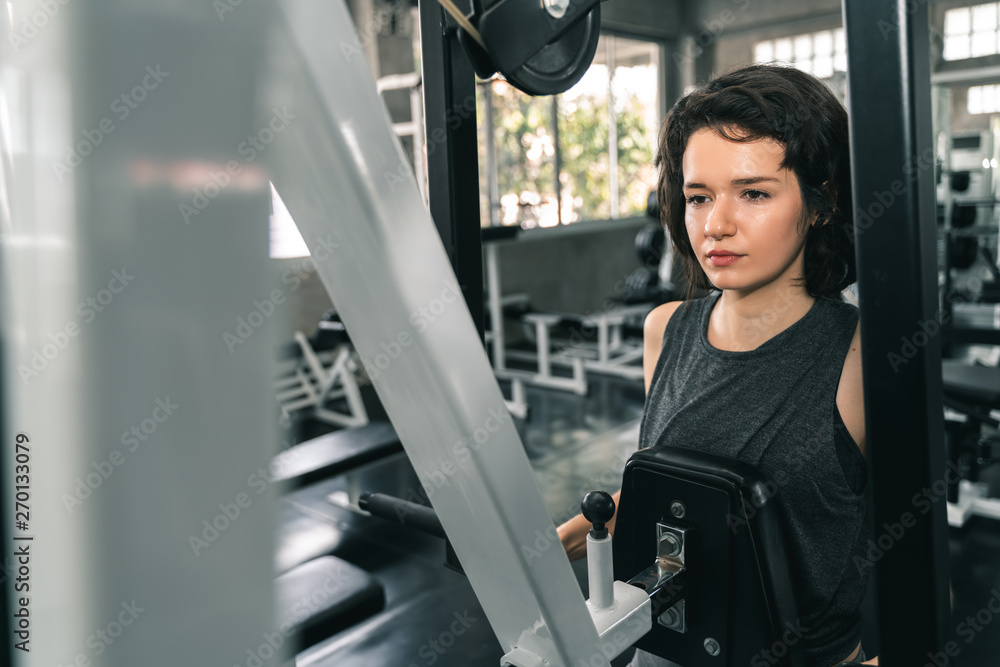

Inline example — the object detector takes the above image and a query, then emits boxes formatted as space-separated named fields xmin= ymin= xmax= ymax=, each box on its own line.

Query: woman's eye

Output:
xmin=685 ymin=195 xmax=707 ymax=205
xmin=744 ymin=190 xmax=770 ymax=201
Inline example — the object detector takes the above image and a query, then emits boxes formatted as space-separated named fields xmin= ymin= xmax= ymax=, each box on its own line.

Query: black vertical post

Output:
xmin=418 ymin=0 xmax=485 ymax=341
xmin=842 ymin=1 xmax=951 ymax=664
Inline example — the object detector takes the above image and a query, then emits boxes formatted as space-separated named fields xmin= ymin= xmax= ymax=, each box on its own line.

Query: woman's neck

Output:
xmin=707 ymin=284 xmax=816 ymax=352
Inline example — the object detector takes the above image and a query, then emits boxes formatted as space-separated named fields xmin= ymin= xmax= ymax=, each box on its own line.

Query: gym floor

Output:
xmin=281 ymin=375 xmax=1000 ymax=667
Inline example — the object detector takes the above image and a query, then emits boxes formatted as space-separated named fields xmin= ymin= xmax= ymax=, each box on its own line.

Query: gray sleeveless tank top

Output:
xmin=636 ymin=292 xmax=870 ymax=667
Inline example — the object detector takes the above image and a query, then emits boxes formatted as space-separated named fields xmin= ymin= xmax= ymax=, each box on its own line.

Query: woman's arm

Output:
xmin=556 ymin=301 xmax=682 ymax=561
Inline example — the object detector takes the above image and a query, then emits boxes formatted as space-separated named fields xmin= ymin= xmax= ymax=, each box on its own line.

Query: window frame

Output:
xmin=478 ymin=29 xmax=667 ymax=229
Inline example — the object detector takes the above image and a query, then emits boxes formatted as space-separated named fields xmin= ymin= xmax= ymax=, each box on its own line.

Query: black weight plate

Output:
xmin=503 ymin=5 xmax=601 ymax=96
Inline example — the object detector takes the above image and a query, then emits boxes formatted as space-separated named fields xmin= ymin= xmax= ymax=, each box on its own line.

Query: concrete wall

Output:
xmin=496 ymin=218 xmax=651 ymax=315
xmin=711 ymin=7 xmax=842 ymax=76
xmin=268 ymin=260 xmax=335 ymax=342
xmin=601 ymin=0 xmax=684 ymax=40
xmin=270 ymin=217 xmax=651 ymax=344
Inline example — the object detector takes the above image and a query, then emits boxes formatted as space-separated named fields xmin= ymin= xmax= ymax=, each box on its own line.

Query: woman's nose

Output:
xmin=705 ymin=196 xmax=736 ymax=239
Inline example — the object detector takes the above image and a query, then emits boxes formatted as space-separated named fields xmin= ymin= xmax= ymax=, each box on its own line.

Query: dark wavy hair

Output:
xmin=655 ymin=64 xmax=855 ymax=299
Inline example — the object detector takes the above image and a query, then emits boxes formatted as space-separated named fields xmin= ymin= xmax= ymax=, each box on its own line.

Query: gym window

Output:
xmin=943 ymin=3 xmax=1000 ymax=61
xmin=967 ymin=83 xmax=1000 ymax=114
xmin=478 ymin=33 xmax=661 ymax=228
xmin=753 ymin=28 xmax=847 ymax=80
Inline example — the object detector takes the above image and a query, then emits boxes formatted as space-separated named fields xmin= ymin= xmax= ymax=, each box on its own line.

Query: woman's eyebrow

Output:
xmin=731 ymin=176 xmax=782 ymax=186
xmin=683 ymin=175 xmax=782 ymax=189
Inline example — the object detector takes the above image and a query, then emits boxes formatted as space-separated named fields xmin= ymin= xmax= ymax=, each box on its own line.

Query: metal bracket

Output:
xmin=627 ymin=523 xmax=689 ymax=633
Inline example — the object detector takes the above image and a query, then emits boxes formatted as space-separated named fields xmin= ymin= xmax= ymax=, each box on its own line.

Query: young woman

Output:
xmin=557 ymin=64 xmax=876 ymax=666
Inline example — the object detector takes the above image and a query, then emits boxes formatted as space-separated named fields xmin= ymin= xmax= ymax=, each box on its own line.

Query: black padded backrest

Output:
xmin=613 ymin=446 xmax=807 ymax=667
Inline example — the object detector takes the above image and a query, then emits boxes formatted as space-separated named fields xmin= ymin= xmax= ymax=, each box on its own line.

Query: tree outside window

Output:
xmin=479 ymin=34 xmax=661 ymax=228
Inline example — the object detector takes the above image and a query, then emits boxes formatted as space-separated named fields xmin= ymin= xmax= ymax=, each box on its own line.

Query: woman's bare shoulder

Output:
xmin=643 ymin=301 xmax=685 ymax=343
xmin=643 ymin=301 xmax=685 ymax=393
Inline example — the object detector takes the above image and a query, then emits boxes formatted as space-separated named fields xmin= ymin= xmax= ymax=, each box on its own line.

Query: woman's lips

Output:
xmin=707 ymin=253 xmax=742 ymax=266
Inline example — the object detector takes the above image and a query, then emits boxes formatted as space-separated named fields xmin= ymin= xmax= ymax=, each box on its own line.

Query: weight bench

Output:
xmin=273 ymin=315 xmax=369 ymax=429
xmin=941 ymin=360 xmax=1000 ymax=526
xmin=505 ymin=305 xmax=651 ymax=391
xmin=274 ymin=421 xmax=403 ymax=509
xmin=275 ymin=505 xmax=387 ymax=651
xmin=612 ymin=446 xmax=807 ymax=666
xmin=276 ymin=555 xmax=385 ymax=651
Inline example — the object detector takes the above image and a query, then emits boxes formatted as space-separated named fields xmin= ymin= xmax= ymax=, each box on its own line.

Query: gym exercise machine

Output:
xmin=270 ymin=0 xmax=949 ymax=664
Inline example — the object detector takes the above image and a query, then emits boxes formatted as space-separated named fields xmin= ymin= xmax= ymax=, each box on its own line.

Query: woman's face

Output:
xmin=681 ymin=127 xmax=811 ymax=295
